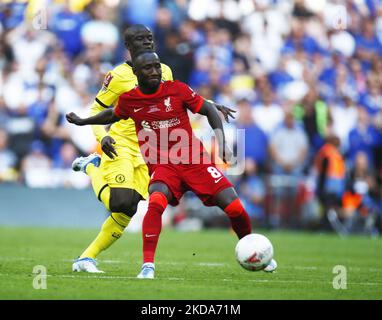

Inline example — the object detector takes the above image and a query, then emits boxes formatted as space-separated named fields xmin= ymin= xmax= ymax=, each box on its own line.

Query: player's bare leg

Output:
xmin=215 ymin=187 xmax=277 ymax=272
xmin=137 ymin=182 xmax=173 ymax=279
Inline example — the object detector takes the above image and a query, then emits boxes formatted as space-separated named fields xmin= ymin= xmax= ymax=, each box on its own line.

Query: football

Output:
xmin=235 ymin=233 xmax=274 ymax=271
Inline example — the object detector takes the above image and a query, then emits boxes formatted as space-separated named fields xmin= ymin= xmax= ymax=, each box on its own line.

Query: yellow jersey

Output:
xmin=91 ymin=62 xmax=173 ymax=157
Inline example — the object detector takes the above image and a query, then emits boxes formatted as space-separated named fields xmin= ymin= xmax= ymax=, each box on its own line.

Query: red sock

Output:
xmin=142 ymin=192 xmax=168 ymax=263
xmin=224 ymin=198 xmax=252 ymax=239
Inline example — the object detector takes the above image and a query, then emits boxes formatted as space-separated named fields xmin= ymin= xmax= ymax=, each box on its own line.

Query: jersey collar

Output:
xmin=136 ymin=82 xmax=164 ymax=98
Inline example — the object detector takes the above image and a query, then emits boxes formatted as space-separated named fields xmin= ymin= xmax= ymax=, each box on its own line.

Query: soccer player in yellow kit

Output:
xmin=71 ymin=25 xmax=235 ymax=273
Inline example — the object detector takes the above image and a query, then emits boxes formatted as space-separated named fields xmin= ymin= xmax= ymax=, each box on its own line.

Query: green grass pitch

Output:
xmin=0 ymin=226 xmax=381 ymax=300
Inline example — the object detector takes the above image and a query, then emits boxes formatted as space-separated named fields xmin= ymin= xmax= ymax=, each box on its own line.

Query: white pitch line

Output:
xmin=197 ymin=262 xmax=227 ymax=267
xmin=65 ymin=274 xmax=184 ymax=281
xmin=246 ymin=279 xmax=382 ymax=287
xmin=158 ymin=262 xmax=185 ymax=265
xmin=293 ymin=266 xmax=318 ymax=270
xmin=365 ymin=268 xmax=382 ymax=272
xmin=155 ymin=262 xmax=228 ymax=267
xmin=2 ymin=256 xmax=382 ymax=274
xmin=0 ymin=273 xmax=380 ymax=287
xmin=63 ymin=261 xmax=227 ymax=267
xmin=62 ymin=259 xmax=123 ymax=264
xmin=0 ymin=257 xmax=36 ymax=261
xmin=63 ymin=260 xmax=227 ymax=267
xmin=102 ymin=260 xmax=124 ymax=264
xmin=54 ymin=274 xmax=186 ymax=281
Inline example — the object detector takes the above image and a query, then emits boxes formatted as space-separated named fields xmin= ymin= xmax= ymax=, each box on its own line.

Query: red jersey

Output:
xmin=114 ymin=80 xmax=210 ymax=168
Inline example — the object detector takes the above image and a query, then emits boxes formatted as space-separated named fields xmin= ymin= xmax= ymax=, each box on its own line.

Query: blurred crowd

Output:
xmin=1 ymin=0 xmax=382 ymax=234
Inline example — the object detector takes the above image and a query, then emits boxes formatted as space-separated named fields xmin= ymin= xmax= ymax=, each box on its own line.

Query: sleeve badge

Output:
xmin=102 ymin=73 xmax=114 ymax=89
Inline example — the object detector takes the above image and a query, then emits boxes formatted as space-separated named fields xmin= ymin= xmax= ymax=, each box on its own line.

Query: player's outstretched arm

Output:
xmin=90 ymin=101 xmax=121 ymax=159
xmin=66 ymin=108 xmax=121 ymax=126
xmin=90 ymin=102 xmax=112 ymax=141
xmin=198 ymin=100 xmax=233 ymax=163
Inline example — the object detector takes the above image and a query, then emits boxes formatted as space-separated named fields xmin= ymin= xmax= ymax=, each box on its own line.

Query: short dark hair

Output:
xmin=132 ymin=49 xmax=156 ymax=65
xmin=123 ymin=24 xmax=152 ymax=44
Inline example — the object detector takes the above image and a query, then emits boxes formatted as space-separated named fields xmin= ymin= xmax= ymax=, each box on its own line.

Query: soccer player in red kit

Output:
xmin=66 ymin=51 xmax=277 ymax=278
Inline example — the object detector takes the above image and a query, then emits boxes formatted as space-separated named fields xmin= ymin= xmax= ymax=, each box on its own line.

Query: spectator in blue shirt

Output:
xmin=121 ymin=0 xmax=159 ymax=30
xmin=234 ymin=98 xmax=268 ymax=170
xmin=354 ymin=18 xmax=382 ymax=71
xmin=235 ymin=158 xmax=266 ymax=222
xmin=282 ymin=19 xmax=324 ymax=56
xmin=348 ymin=108 xmax=380 ymax=167
xmin=0 ymin=2 xmax=27 ymax=30
xmin=318 ymin=51 xmax=347 ymax=102
xmin=50 ymin=3 xmax=89 ymax=58
xmin=358 ymin=78 xmax=382 ymax=116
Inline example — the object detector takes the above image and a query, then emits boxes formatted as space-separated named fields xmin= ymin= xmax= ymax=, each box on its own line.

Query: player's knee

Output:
xmin=149 ymin=182 xmax=172 ymax=203
xmin=124 ymin=203 xmax=138 ymax=217
xmin=110 ymin=199 xmax=138 ymax=217
xmin=109 ymin=188 xmax=140 ymax=217
xmin=148 ymin=191 xmax=168 ymax=210
xmin=224 ymin=198 xmax=245 ymax=218
xmin=215 ymin=187 xmax=239 ymax=210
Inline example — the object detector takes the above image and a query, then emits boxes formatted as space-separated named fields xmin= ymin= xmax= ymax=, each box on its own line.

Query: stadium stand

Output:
xmin=0 ymin=0 xmax=381 ymax=234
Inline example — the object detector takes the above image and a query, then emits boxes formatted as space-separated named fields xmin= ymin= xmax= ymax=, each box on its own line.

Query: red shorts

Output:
xmin=148 ymin=163 xmax=233 ymax=206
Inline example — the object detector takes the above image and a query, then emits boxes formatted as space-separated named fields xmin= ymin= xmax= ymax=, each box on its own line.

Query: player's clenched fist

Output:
xmin=66 ymin=112 xmax=85 ymax=126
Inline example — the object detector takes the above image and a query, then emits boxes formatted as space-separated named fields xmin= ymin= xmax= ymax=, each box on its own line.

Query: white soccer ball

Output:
xmin=235 ymin=233 xmax=274 ymax=271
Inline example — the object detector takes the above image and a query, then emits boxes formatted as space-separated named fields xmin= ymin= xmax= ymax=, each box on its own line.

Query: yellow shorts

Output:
xmin=100 ymin=152 xmax=149 ymax=199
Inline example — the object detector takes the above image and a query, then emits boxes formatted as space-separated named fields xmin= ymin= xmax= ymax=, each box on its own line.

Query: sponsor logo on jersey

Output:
xmin=102 ymin=73 xmax=113 ymax=89
xmin=142 ymin=120 xmax=153 ymax=131
xmin=151 ymin=118 xmax=180 ymax=129
xmin=148 ymin=105 xmax=161 ymax=113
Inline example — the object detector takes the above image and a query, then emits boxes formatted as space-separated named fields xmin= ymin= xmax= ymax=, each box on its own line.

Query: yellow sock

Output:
xmin=80 ymin=213 xmax=131 ymax=259
xmin=86 ymin=163 xmax=110 ymax=211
